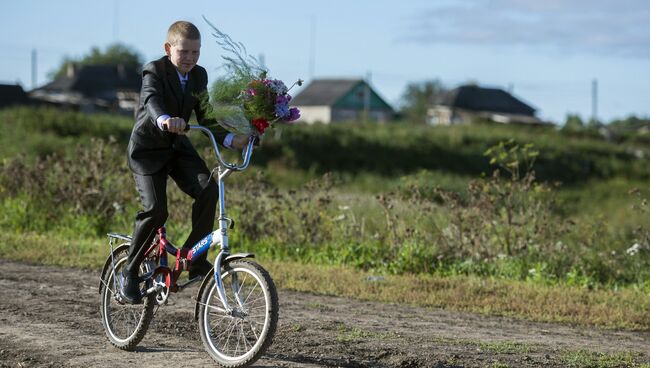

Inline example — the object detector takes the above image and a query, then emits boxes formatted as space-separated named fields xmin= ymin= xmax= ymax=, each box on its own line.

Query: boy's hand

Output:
xmin=231 ymin=134 xmax=255 ymax=149
xmin=163 ymin=117 xmax=187 ymax=134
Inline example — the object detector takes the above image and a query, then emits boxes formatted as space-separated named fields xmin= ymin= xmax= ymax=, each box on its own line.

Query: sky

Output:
xmin=1 ymin=0 xmax=649 ymax=123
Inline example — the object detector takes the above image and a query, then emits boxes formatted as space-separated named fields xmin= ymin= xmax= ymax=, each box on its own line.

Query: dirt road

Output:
xmin=0 ymin=260 xmax=648 ymax=367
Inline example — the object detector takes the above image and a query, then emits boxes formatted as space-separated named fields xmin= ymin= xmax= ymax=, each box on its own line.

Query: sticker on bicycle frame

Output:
xmin=191 ymin=233 xmax=212 ymax=256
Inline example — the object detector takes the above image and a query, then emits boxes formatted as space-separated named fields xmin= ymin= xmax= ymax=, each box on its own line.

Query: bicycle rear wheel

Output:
xmin=99 ymin=245 xmax=156 ymax=350
xmin=198 ymin=260 xmax=278 ymax=367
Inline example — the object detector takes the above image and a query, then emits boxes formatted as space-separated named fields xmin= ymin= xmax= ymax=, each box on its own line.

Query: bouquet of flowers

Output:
xmin=242 ymin=74 xmax=301 ymax=134
xmin=202 ymin=17 xmax=302 ymax=135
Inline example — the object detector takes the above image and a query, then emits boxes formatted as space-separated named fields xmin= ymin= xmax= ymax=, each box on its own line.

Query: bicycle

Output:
xmin=98 ymin=125 xmax=278 ymax=367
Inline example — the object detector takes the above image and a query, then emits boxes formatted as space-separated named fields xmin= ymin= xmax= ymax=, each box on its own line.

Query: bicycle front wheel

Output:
xmin=198 ymin=260 xmax=278 ymax=367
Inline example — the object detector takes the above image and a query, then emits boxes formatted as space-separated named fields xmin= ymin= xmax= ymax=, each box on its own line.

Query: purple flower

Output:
xmin=286 ymin=107 xmax=300 ymax=122
xmin=275 ymin=103 xmax=290 ymax=118
xmin=267 ymin=79 xmax=288 ymax=95
xmin=276 ymin=95 xmax=289 ymax=105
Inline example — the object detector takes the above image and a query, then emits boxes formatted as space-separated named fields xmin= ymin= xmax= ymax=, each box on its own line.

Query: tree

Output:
xmin=50 ymin=43 xmax=144 ymax=79
xmin=609 ymin=115 xmax=650 ymax=133
xmin=562 ymin=113 xmax=584 ymax=131
xmin=399 ymin=79 xmax=447 ymax=124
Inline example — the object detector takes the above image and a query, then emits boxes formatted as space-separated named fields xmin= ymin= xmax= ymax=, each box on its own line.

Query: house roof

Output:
xmin=35 ymin=64 xmax=140 ymax=99
xmin=291 ymin=79 xmax=364 ymax=106
xmin=440 ymin=85 xmax=536 ymax=116
xmin=0 ymin=84 xmax=30 ymax=107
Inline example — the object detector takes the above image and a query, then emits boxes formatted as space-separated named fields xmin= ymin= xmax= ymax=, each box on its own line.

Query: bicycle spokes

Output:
xmin=198 ymin=261 xmax=278 ymax=365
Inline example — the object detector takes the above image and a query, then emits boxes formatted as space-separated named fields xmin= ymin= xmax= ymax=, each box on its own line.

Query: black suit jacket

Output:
xmin=127 ymin=56 xmax=228 ymax=175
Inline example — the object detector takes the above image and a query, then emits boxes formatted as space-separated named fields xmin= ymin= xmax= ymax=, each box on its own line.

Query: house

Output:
xmin=291 ymin=79 xmax=394 ymax=123
xmin=30 ymin=64 xmax=141 ymax=114
xmin=0 ymin=84 xmax=31 ymax=108
xmin=428 ymin=84 xmax=545 ymax=125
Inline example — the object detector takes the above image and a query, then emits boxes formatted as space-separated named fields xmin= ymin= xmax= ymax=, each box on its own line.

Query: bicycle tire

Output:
xmin=99 ymin=245 xmax=156 ymax=351
xmin=198 ymin=260 xmax=278 ymax=367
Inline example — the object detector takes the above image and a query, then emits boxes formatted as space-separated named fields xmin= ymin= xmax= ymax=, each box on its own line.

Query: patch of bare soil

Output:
xmin=0 ymin=260 xmax=648 ymax=367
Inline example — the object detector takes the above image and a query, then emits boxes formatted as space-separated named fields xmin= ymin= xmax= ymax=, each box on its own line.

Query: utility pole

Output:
xmin=591 ymin=78 xmax=598 ymax=124
xmin=31 ymin=49 xmax=37 ymax=89
xmin=364 ymin=71 xmax=372 ymax=123
xmin=113 ymin=0 xmax=119 ymax=41
xmin=308 ymin=16 xmax=316 ymax=80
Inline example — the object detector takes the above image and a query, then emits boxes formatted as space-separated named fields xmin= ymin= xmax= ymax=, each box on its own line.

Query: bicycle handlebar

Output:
xmin=188 ymin=125 xmax=255 ymax=171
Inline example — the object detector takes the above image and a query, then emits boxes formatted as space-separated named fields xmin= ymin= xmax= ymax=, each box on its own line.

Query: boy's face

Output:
xmin=165 ymin=37 xmax=201 ymax=75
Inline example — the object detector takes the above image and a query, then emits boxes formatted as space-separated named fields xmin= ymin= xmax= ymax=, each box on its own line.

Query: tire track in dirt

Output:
xmin=1 ymin=260 xmax=648 ymax=367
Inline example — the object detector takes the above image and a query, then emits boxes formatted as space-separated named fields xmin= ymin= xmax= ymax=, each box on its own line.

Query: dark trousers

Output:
xmin=125 ymin=154 xmax=218 ymax=276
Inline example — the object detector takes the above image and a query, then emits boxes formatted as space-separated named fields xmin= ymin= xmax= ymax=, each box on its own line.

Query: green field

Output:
xmin=1 ymin=106 xmax=648 ymax=328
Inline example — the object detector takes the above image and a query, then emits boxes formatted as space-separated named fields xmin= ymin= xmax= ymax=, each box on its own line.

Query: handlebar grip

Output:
xmin=161 ymin=122 xmax=190 ymax=132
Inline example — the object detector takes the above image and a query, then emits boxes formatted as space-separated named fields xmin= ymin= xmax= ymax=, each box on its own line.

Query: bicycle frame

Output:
xmin=137 ymin=125 xmax=256 ymax=313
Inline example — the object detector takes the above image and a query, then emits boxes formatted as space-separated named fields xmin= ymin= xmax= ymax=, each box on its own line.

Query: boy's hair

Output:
xmin=166 ymin=21 xmax=201 ymax=45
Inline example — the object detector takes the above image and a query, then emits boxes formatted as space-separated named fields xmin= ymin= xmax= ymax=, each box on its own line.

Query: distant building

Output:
xmin=428 ymin=85 xmax=545 ymax=125
xmin=30 ymin=64 xmax=140 ymax=114
xmin=0 ymin=84 xmax=31 ymax=108
xmin=292 ymin=79 xmax=394 ymax=124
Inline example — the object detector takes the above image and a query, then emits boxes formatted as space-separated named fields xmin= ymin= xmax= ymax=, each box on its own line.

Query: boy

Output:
xmin=121 ymin=21 xmax=249 ymax=304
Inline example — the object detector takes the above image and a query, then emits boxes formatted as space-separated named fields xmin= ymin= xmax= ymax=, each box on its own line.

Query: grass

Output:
xmin=0 ymin=232 xmax=107 ymax=270
xmin=265 ymin=261 xmax=650 ymax=330
xmin=0 ymin=106 xmax=133 ymax=161
xmin=480 ymin=347 xmax=650 ymax=368
xmin=560 ymin=350 xmax=645 ymax=368
xmin=427 ymin=338 xmax=650 ymax=367
xmin=2 ymin=142 xmax=649 ymax=288
xmin=1 ymin=106 xmax=649 ymax=336
xmin=2 ymin=229 xmax=648 ymax=330
xmin=396 ymin=336 xmax=650 ymax=367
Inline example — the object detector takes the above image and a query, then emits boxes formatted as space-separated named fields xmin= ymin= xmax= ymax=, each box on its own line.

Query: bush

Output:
xmin=1 ymin=107 xmax=648 ymax=288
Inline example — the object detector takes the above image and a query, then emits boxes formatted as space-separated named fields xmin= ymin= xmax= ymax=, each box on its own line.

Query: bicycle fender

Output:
xmin=193 ymin=253 xmax=256 ymax=320
xmin=225 ymin=253 xmax=255 ymax=263
xmin=98 ymin=243 xmax=130 ymax=294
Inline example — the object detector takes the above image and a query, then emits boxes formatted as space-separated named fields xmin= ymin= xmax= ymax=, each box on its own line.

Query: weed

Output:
xmin=477 ymin=341 xmax=531 ymax=354
xmin=560 ymin=350 xmax=639 ymax=368
xmin=290 ymin=324 xmax=305 ymax=332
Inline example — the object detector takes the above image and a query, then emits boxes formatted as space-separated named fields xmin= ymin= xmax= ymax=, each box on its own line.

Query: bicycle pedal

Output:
xmin=138 ymin=272 xmax=154 ymax=283
xmin=178 ymin=276 xmax=203 ymax=290
xmin=115 ymin=289 xmax=144 ymax=305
